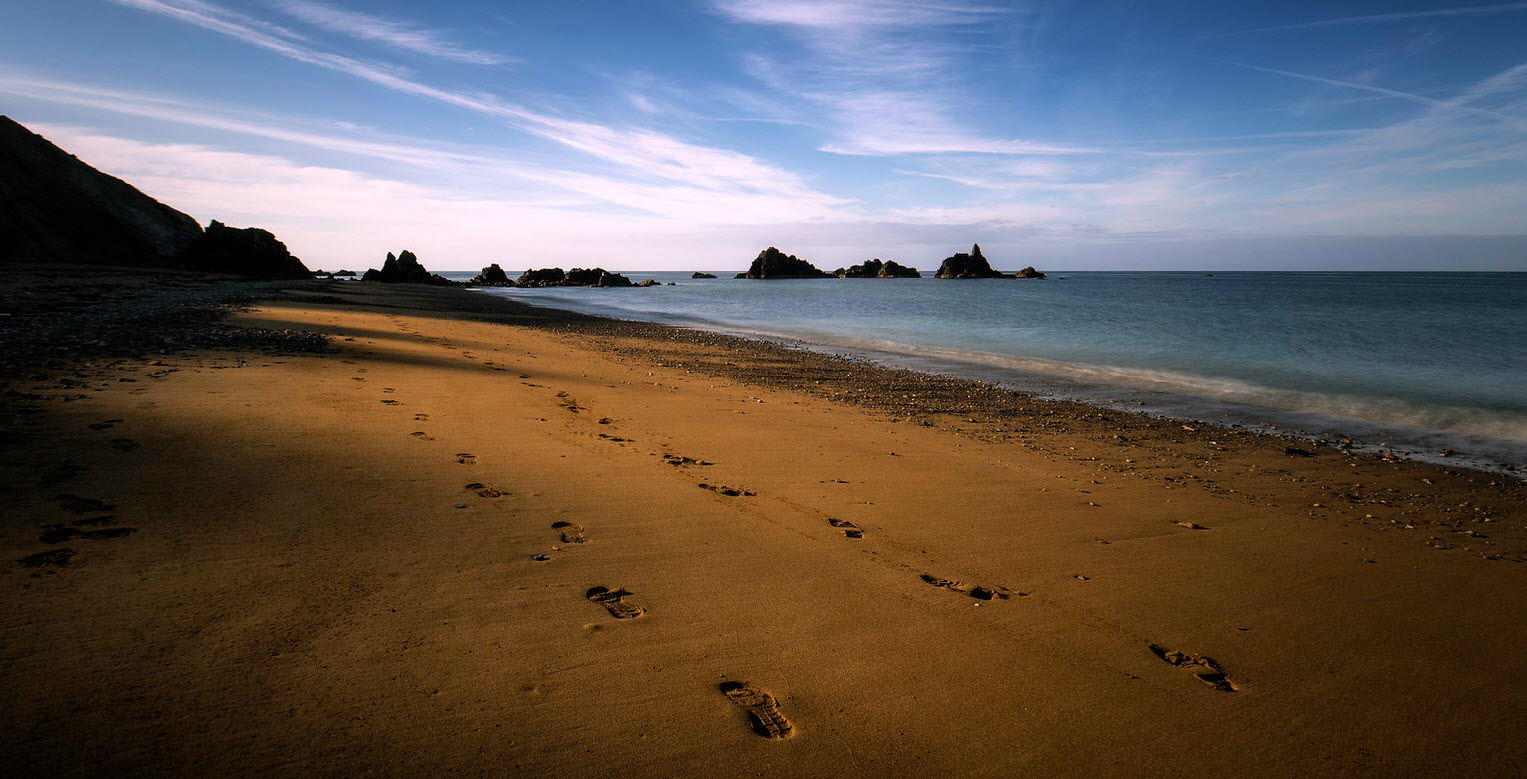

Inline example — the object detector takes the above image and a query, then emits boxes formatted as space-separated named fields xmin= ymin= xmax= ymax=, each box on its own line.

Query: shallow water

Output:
xmin=453 ymin=270 xmax=1527 ymax=474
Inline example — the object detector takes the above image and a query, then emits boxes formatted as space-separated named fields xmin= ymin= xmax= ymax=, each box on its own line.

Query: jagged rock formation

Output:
xmin=635 ymin=278 xmax=661 ymax=287
xmin=516 ymin=267 xmax=634 ymax=287
xmin=470 ymin=263 xmax=512 ymax=285
xmin=933 ymin=244 xmax=1045 ymax=280
xmin=834 ymin=258 xmax=921 ymax=278
xmin=691 ymin=272 xmax=717 ymax=279
xmin=934 ymin=244 xmax=1008 ymax=279
xmin=738 ymin=247 xmax=831 ymax=279
xmin=0 ymin=115 xmax=310 ymax=277
xmin=179 ymin=221 xmax=310 ymax=279
xmin=361 ymin=250 xmax=454 ymax=285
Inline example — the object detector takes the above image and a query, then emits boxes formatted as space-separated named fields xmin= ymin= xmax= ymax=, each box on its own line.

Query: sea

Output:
xmin=440 ymin=270 xmax=1527 ymax=476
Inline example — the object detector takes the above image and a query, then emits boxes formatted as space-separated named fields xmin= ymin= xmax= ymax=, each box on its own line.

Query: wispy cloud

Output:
xmin=104 ymin=0 xmax=844 ymax=211
xmin=0 ymin=73 xmax=848 ymax=224
xmin=1205 ymin=3 xmax=1527 ymax=37
xmin=271 ymin=0 xmax=509 ymax=66
xmin=715 ymin=0 xmax=1075 ymax=157
xmin=1209 ymin=56 xmax=1527 ymax=127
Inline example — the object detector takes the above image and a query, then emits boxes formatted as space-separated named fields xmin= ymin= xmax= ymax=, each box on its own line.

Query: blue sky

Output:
xmin=3 ymin=1 xmax=1526 ymax=271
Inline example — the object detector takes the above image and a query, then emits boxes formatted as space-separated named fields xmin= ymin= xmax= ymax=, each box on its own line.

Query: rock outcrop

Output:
xmin=361 ymin=250 xmax=453 ymax=285
xmin=0 ymin=115 xmax=312 ymax=278
xmin=738 ymin=247 xmax=831 ymax=279
xmin=516 ymin=267 xmax=634 ymax=287
xmin=934 ymin=244 xmax=1007 ymax=279
xmin=835 ymin=258 xmax=921 ymax=278
xmin=179 ymin=221 xmax=310 ymax=279
xmin=470 ymin=263 xmax=512 ymax=285
xmin=691 ymin=272 xmax=717 ymax=279
xmin=933 ymin=244 xmax=1044 ymax=280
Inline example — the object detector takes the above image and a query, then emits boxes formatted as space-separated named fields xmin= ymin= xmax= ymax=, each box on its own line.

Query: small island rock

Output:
xmin=691 ymin=272 xmax=717 ymax=279
xmin=836 ymin=258 xmax=921 ymax=278
xmin=740 ymin=247 xmax=831 ymax=279
xmin=516 ymin=267 xmax=635 ymax=287
xmin=470 ymin=263 xmax=512 ymax=285
xmin=934 ymin=243 xmax=1008 ymax=279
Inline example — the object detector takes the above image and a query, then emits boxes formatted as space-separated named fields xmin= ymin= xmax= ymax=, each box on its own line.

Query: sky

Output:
xmin=3 ymin=1 xmax=1526 ymax=272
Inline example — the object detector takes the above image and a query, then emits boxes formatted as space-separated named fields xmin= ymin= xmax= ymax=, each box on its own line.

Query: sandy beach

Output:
xmin=3 ymin=270 xmax=1525 ymax=776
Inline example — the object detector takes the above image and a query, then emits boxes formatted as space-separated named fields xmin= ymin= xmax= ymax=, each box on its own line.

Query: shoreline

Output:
xmin=3 ymin=268 xmax=1525 ymax=774
xmin=469 ymin=275 xmax=1527 ymax=478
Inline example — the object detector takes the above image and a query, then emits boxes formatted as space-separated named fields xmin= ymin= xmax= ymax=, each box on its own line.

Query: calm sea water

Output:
xmin=447 ymin=270 xmax=1527 ymax=474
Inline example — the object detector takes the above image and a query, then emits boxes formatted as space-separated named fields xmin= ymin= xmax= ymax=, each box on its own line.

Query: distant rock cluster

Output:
xmin=834 ymin=258 xmax=920 ymax=278
xmin=516 ymin=267 xmax=636 ymax=287
xmin=0 ymin=115 xmax=311 ymax=279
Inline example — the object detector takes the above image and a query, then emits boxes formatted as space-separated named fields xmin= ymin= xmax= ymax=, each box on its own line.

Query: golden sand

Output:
xmin=3 ymin=279 xmax=1524 ymax=775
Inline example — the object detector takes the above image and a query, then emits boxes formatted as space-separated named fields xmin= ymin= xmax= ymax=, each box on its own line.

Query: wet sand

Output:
xmin=3 ymin=271 xmax=1525 ymax=775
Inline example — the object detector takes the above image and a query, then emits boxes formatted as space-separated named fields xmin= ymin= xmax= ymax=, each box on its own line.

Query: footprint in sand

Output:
xmin=699 ymin=483 xmax=755 ymax=497
xmin=382 ymin=388 xmax=396 ymax=394
xmin=552 ymin=521 xmax=586 ymax=544
xmin=109 ymin=438 xmax=139 ymax=451
xmin=1149 ymin=644 xmax=1238 ymax=692
xmin=351 ymin=377 xmax=366 ymax=382
xmin=1174 ymin=521 xmax=1210 ymax=530
xmin=920 ymin=574 xmax=1005 ymax=601
xmin=663 ymin=454 xmax=714 ymax=467
xmin=410 ymin=431 xmax=436 ymax=441
xmin=456 ymin=453 xmax=477 ymax=465
xmin=51 ymin=495 xmax=115 ymax=514
xmin=464 ymin=482 xmax=503 ymax=498
xmin=827 ymin=518 xmax=863 ymax=539
xmin=596 ymin=433 xmax=632 ymax=443
xmin=586 ymin=586 xmax=644 ymax=619
xmin=88 ymin=419 xmax=123 ymax=430
xmin=380 ymin=399 xmax=401 ymax=405
xmin=414 ymin=413 xmax=430 ymax=421
xmin=20 ymin=548 xmax=77 ymax=568
xmin=720 ymin=682 xmax=794 ymax=738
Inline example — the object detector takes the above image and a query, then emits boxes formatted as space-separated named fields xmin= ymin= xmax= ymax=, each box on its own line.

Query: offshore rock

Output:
xmin=516 ymin=267 xmax=635 ymax=287
xmin=691 ymin=272 xmax=717 ymax=279
xmin=1014 ymin=266 xmax=1046 ymax=279
xmin=470 ymin=263 xmax=512 ymax=285
xmin=566 ymin=267 xmax=634 ymax=287
xmin=934 ymin=243 xmax=1009 ymax=279
xmin=740 ymin=247 xmax=831 ymax=279
xmin=516 ymin=267 xmax=566 ymax=287
xmin=836 ymin=258 xmax=921 ymax=278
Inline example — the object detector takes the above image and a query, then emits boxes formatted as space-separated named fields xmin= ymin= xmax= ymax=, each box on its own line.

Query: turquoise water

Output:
xmin=451 ymin=271 xmax=1527 ymax=473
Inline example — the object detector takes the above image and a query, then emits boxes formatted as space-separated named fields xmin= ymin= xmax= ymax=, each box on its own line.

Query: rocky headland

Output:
xmin=0 ymin=116 xmax=310 ymax=279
